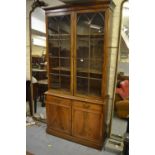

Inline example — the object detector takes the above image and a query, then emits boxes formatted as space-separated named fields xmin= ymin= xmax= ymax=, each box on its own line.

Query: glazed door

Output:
xmin=75 ymin=11 xmax=105 ymax=97
xmin=72 ymin=101 xmax=103 ymax=143
xmin=46 ymin=96 xmax=71 ymax=134
xmin=47 ymin=14 xmax=73 ymax=94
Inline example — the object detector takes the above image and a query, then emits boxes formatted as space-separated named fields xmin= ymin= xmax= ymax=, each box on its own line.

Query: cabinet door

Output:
xmin=46 ymin=96 xmax=71 ymax=134
xmin=75 ymin=12 xmax=105 ymax=97
xmin=47 ymin=14 xmax=72 ymax=93
xmin=72 ymin=101 xmax=103 ymax=143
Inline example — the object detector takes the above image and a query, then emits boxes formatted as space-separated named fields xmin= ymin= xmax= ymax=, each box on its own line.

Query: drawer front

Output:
xmin=73 ymin=100 xmax=103 ymax=112
xmin=46 ymin=95 xmax=71 ymax=106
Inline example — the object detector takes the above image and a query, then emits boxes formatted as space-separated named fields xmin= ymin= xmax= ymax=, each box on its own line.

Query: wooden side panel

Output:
xmin=72 ymin=101 xmax=103 ymax=143
xmin=46 ymin=95 xmax=71 ymax=134
xmin=102 ymin=8 xmax=112 ymax=98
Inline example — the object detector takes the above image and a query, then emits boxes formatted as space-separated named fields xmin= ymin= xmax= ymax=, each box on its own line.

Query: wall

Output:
xmin=106 ymin=0 xmax=124 ymax=130
xmin=32 ymin=45 xmax=46 ymax=56
xmin=118 ymin=62 xmax=129 ymax=75
xmin=31 ymin=7 xmax=46 ymax=33
xmin=26 ymin=0 xmax=33 ymax=80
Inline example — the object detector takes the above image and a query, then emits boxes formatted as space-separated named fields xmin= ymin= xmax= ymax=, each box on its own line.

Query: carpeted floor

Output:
xmin=111 ymin=115 xmax=128 ymax=136
xmin=26 ymin=122 xmax=117 ymax=155
xmin=26 ymin=151 xmax=34 ymax=155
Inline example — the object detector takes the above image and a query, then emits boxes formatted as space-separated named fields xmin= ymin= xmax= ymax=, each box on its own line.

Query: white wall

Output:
xmin=106 ymin=0 xmax=124 ymax=128
xmin=26 ymin=0 xmax=33 ymax=80
xmin=32 ymin=45 xmax=46 ymax=56
xmin=31 ymin=7 xmax=46 ymax=33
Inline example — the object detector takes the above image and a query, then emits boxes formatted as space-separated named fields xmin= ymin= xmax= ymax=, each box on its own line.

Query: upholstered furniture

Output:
xmin=115 ymin=80 xmax=129 ymax=119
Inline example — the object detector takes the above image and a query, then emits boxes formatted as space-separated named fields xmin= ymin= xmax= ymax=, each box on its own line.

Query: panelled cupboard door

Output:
xmin=72 ymin=101 xmax=103 ymax=143
xmin=46 ymin=96 xmax=71 ymax=134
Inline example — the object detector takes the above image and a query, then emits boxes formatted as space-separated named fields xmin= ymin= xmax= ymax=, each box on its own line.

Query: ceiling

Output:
xmin=27 ymin=0 xmax=112 ymax=8
xmin=43 ymin=0 xmax=65 ymax=6
xmin=27 ymin=0 xmax=65 ymax=7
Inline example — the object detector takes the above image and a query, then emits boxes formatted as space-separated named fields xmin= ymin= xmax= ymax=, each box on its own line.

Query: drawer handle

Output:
xmin=84 ymin=104 xmax=90 ymax=108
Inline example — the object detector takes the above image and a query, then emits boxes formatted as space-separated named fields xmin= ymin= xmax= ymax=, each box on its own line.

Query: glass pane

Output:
xmin=49 ymin=41 xmax=59 ymax=57
xmin=90 ymin=59 xmax=102 ymax=74
xmin=48 ymin=15 xmax=71 ymax=92
xmin=89 ymin=79 xmax=102 ymax=96
xmin=76 ymin=12 xmax=104 ymax=97
xmin=60 ymin=58 xmax=70 ymax=71
xmin=77 ymin=77 xmax=88 ymax=95
xmin=50 ymin=74 xmax=60 ymax=89
xmin=50 ymin=57 xmax=59 ymax=70
xmin=77 ymin=46 xmax=89 ymax=59
xmin=77 ymin=58 xmax=89 ymax=73
xmin=60 ymin=75 xmax=70 ymax=91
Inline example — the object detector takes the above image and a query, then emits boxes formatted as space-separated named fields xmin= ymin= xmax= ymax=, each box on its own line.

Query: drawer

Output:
xmin=73 ymin=101 xmax=103 ymax=112
xmin=46 ymin=95 xmax=71 ymax=106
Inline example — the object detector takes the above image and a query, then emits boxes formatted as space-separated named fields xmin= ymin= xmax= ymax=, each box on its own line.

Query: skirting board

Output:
xmin=46 ymin=127 xmax=103 ymax=150
xmin=104 ymin=138 xmax=124 ymax=154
